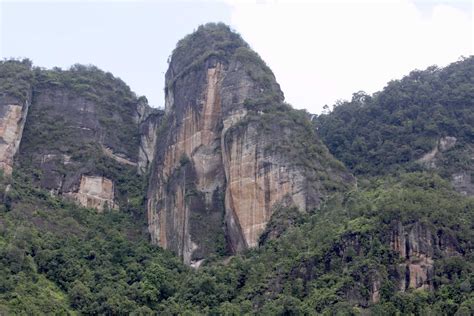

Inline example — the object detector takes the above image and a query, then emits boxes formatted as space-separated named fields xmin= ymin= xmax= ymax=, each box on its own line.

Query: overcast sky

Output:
xmin=1 ymin=0 xmax=472 ymax=113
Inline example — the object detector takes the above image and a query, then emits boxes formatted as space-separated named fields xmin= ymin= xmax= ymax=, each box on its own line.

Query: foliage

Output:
xmin=1 ymin=30 xmax=473 ymax=316
xmin=25 ymin=63 xmax=141 ymax=159
xmin=315 ymin=56 xmax=474 ymax=177
xmin=0 ymin=59 xmax=33 ymax=103
xmin=0 ymin=171 xmax=186 ymax=314
xmin=3 ymin=170 xmax=471 ymax=314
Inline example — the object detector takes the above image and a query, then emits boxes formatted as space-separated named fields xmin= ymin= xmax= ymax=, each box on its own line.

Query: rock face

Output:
xmin=452 ymin=171 xmax=474 ymax=196
xmin=0 ymin=60 xmax=33 ymax=177
xmin=0 ymin=101 xmax=30 ymax=176
xmin=136 ymin=98 xmax=164 ymax=174
xmin=147 ymin=23 xmax=354 ymax=263
xmin=390 ymin=221 xmax=460 ymax=291
xmin=417 ymin=136 xmax=458 ymax=168
xmin=417 ymin=136 xmax=474 ymax=196
xmin=223 ymin=123 xmax=308 ymax=249
xmin=65 ymin=175 xmax=117 ymax=211
xmin=13 ymin=65 xmax=156 ymax=211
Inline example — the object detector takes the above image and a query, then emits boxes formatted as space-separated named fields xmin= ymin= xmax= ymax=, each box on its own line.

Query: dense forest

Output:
xmin=0 ymin=25 xmax=473 ymax=314
xmin=314 ymin=56 xmax=473 ymax=178
xmin=1 ymin=166 xmax=473 ymax=314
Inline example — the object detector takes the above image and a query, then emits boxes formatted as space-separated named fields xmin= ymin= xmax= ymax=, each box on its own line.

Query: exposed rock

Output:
xmin=416 ymin=136 xmax=473 ymax=196
xmin=371 ymin=276 xmax=381 ymax=304
xmin=138 ymin=112 xmax=162 ymax=174
xmin=136 ymin=97 xmax=164 ymax=174
xmin=148 ymin=59 xmax=228 ymax=263
xmin=390 ymin=221 xmax=460 ymax=291
xmin=0 ymin=60 xmax=33 ymax=176
xmin=417 ymin=145 xmax=438 ymax=168
xmin=0 ymin=102 xmax=30 ymax=176
xmin=64 ymin=175 xmax=117 ymax=211
xmin=15 ymin=66 xmax=150 ymax=211
xmin=101 ymin=145 xmax=137 ymax=166
xmin=147 ymin=23 xmax=354 ymax=263
xmin=417 ymin=136 xmax=460 ymax=167
xmin=452 ymin=172 xmax=474 ymax=196
xmin=417 ymin=136 xmax=458 ymax=167
xmin=190 ymin=259 xmax=205 ymax=269
xmin=439 ymin=136 xmax=457 ymax=152
xmin=223 ymin=123 xmax=307 ymax=249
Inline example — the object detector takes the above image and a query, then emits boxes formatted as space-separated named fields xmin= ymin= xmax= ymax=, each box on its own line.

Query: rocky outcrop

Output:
xmin=138 ymin=114 xmax=163 ymax=175
xmin=15 ymin=65 xmax=152 ymax=211
xmin=452 ymin=172 xmax=474 ymax=196
xmin=147 ymin=59 xmax=228 ymax=263
xmin=417 ymin=136 xmax=474 ymax=196
xmin=147 ymin=23 xmax=354 ymax=263
xmin=0 ymin=101 xmax=30 ymax=176
xmin=0 ymin=60 xmax=33 ymax=176
xmin=64 ymin=175 xmax=117 ymax=211
xmin=101 ymin=145 xmax=137 ymax=167
xmin=223 ymin=123 xmax=308 ymax=249
xmin=418 ymin=136 xmax=457 ymax=168
xmin=390 ymin=221 xmax=461 ymax=291
xmin=136 ymin=97 xmax=164 ymax=174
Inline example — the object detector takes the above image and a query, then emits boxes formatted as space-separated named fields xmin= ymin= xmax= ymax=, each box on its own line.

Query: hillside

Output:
xmin=314 ymin=57 xmax=474 ymax=195
xmin=0 ymin=23 xmax=472 ymax=315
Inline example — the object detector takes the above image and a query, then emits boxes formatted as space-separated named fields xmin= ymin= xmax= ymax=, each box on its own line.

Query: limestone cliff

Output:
xmin=147 ymin=23 xmax=354 ymax=263
xmin=0 ymin=60 xmax=33 ymax=176
xmin=136 ymin=97 xmax=164 ymax=175
xmin=0 ymin=101 xmax=30 ymax=176
xmin=13 ymin=65 xmax=155 ymax=211
xmin=64 ymin=175 xmax=117 ymax=211
xmin=390 ymin=221 xmax=462 ymax=291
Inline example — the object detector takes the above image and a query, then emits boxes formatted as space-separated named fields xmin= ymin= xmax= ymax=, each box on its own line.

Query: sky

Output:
xmin=1 ymin=0 xmax=472 ymax=114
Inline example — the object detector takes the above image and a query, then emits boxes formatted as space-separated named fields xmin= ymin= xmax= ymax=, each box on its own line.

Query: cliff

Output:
xmin=0 ymin=60 xmax=33 ymax=176
xmin=0 ymin=61 xmax=158 ymax=212
xmin=147 ymin=23 xmax=354 ymax=264
xmin=0 ymin=25 xmax=472 ymax=315
xmin=136 ymin=97 xmax=164 ymax=175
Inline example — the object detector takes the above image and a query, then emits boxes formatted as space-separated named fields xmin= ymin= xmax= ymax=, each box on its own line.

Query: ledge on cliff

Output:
xmin=0 ymin=60 xmax=159 ymax=213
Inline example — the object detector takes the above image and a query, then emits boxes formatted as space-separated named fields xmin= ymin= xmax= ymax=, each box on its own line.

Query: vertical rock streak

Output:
xmin=147 ymin=25 xmax=352 ymax=262
xmin=390 ymin=222 xmax=460 ymax=291
xmin=149 ymin=60 xmax=313 ymax=260
xmin=0 ymin=101 xmax=30 ymax=176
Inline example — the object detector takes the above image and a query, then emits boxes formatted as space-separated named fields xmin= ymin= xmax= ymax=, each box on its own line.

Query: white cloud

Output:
xmin=226 ymin=0 xmax=473 ymax=113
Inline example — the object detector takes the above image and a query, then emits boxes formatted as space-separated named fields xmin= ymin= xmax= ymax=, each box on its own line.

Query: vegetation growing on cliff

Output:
xmin=27 ymin=63 xmax=141 ymax=159
xmin=314 ymin=56 xmax=474 ymax=177
xmin=1 ymin=26 xmax=473 ymax=315
xmin=0 ymin=170 xmax=186 ymax=314
xmin=1 ymin=171 xmax=472 ymax=314
xmin=0 ymin=59 xmax=34 ymax=103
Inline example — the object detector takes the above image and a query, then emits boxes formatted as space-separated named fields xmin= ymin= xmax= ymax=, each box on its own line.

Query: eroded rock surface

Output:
xmin=452 ymin=171 xmax=474 ymax=196
xmin=0 ymin=102 xmax=29 ymax=175
xmin=418 ymin=136 xmax=457 ymax=167
xmin=147 ymin=24 xmax=354 ymax=263
xmin=136 ymin=98 xmax=164 ymax=174
xmin=15 ymin=66 xmax=153 ymax=211
xmin=390 ymin=221 xmax=460 ymax=291
xmin=65 ymin=175 xmax=117 ymax=211
xmin=0 ymin=60 xmax=33 ymax=176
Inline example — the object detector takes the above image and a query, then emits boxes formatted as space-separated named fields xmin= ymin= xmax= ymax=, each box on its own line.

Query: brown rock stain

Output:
xmin=162 ymin=65 xmax=223 ymax=179
xmin=65 ymin=175 xmax=118 ymax=212
xmin=152 ymin=64 xmax=224 ymax=258
xmin=225 ymin=124 xmax=306 ymax=248
xmin=0 ymin=104 xmax=26 ymax=175
xmin=390 ymin=222 xmax=459 ymax=292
